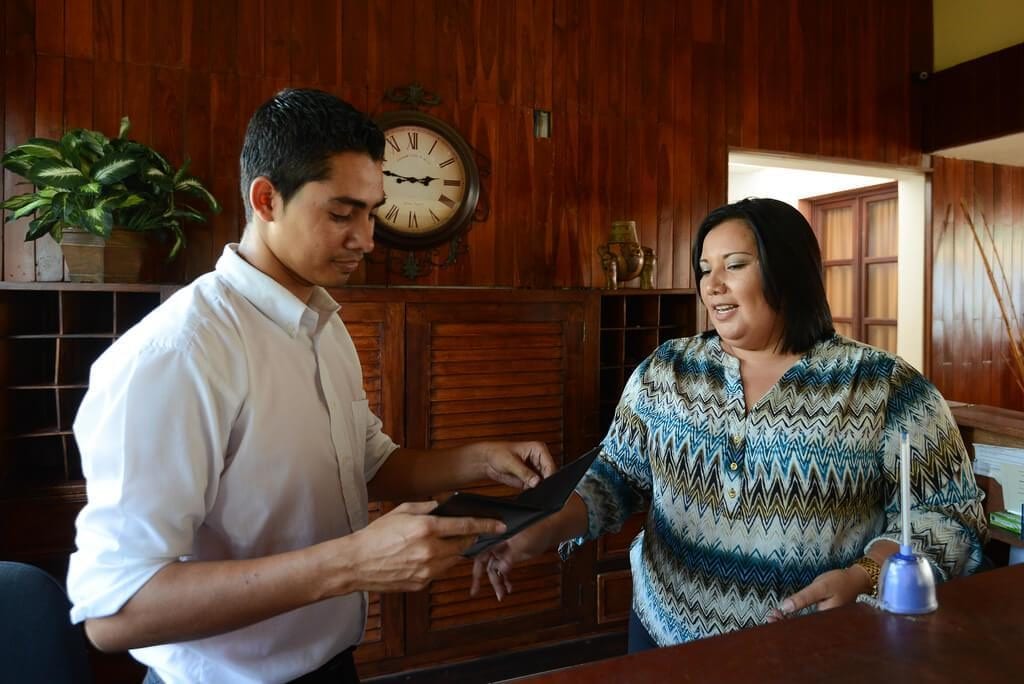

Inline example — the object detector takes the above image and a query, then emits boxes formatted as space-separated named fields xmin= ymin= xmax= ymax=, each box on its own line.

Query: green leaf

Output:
xmin=145 ymin=167 xmax=175 ymax=192
xmin=79 ymin=182 xmax=102 ymax=195
xmin=173 ymin=157 xmax=192 ymax=185
xmin=91 ymin=153 xmax=138 ymax=185
xmin=175 ymin=177 xmax=221 ymax=212
xmin=10 ymin=196 xmax=52 ymax=220
xmin=11 ymin=139 xmax=64 ymax=160
xmin=26 ymin=213 xmax=56 ymax=241
xmin=80 ymin=130 xmax=109 ymax=158
xmin=51 ymin=222 xmax=63 ymax=243
xmin=171 ymin=207 xmax=207 ymax=223
xmin=1 ymin=154 xmax=33 ymax=177
xmin=27 ymin=159 xmax=88 ymax=190
xmin=0 ymin=193 xmax=41 ymax=211
xmin=80 ymin=205 xmax=113 ymax=237
xmin=118 ymin=116 xmax=131 ymax=139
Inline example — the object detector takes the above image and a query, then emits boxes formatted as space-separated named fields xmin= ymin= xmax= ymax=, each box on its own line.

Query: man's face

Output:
xmin=261 ymin=151 xmax=385 ymax=290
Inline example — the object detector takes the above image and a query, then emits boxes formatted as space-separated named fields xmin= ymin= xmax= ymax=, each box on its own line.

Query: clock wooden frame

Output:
xmin=373 ymin=110 xmax=481 ymax=250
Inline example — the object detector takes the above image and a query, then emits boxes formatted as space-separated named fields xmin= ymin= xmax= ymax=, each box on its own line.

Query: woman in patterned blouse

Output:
xmin=471 ymin=197 xmax=988 ymax=651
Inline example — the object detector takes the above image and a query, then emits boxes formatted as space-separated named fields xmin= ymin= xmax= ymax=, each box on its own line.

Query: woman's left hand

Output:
xmin=766 ymin=567 xmax=870 ymax=622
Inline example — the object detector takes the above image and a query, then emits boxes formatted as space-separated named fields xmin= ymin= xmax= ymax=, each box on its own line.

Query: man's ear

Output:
xmin=249 ymin=177 xmax=277 ymax=223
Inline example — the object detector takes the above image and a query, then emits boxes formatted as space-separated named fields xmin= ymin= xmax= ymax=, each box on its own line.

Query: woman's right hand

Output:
xmin=470 ymin=494 xmax=590 ymax=601
xmin=469 ymin=531 xmax=538 ymax=601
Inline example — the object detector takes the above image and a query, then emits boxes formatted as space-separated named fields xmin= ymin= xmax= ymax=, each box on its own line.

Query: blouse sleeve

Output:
xmin=560 ymin=354 xmax=655 ymax=557
xmin=865 ymin=357 xmax=988 ymax=579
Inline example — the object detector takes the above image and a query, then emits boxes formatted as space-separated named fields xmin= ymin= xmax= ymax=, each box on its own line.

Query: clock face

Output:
xmin=379 ymin=125 xmax=468 ymax=235
xmin=373 ymin=111 xmax=480 ymax=249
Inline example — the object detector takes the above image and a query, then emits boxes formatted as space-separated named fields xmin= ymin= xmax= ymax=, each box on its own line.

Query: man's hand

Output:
xmin=476 ymin=441 xmax=556 ymax=490
xmin=340 ymin=501 xmax=507 ymax=593
xmin=766 ymin=567 xmax=870 ymax=622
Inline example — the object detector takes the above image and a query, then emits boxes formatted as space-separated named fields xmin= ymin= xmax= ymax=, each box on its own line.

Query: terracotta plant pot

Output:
xmin=60 ymin=228 xmax=176 ymax=283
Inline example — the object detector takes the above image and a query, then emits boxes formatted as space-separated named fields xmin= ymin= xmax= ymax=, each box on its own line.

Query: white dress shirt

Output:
xmin=67 ymin=245 xmax=398 ymax=684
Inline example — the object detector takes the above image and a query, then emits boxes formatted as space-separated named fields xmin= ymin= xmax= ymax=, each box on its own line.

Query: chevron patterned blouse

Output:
xmin=567 ymin=332 xmax=987 ymax=646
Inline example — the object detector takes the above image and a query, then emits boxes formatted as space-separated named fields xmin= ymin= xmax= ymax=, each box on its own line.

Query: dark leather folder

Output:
xmin=432 ymin=446 xmax=601 ymax=557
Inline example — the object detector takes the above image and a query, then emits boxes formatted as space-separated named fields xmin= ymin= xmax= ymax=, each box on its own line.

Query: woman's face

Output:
xmin=698 ymin=219 xmax=786 ymax=354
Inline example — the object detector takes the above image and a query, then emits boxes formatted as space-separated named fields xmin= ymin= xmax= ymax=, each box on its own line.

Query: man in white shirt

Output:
xmin=66 ymin=88 xmax=555 ymax=684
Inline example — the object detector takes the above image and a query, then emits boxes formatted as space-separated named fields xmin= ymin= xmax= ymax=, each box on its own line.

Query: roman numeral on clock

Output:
xmin=439 ymin=157 xmax=456 ymax=168
xmin=407 ymin=211 xmax=418 ymax=229
xmin=386 ymin=136 xmax=401 ymax=153
xmin=443 ymin=179 xmax=462 ymax=187
xmin=407 ymin=131 xmax=419 ymax=150
xmin=384 ymin=204 xmax=400 ymax=222
xmin=438 ymin=194 xmax=456 ymax=209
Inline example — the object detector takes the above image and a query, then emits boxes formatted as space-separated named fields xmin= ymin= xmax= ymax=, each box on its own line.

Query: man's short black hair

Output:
xmin=691 ymin=197 xmax=835 ymax=354
xmin=239 ymin=88 xmax=385 ymax=222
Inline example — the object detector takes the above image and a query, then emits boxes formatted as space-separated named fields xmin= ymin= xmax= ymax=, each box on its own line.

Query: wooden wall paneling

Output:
xmin=689 ymin=43 xmax=711 ymax=284
xmin=288 ymin=0 xmax=319 ymax=85
xmin=706 ymin=40 xmax=727 ymax=224
xmin=0 ymin=0 xmax=4 ymax=273
xmin=4 ymin=53 xmax=36 ymax=281
xmin=34 ymin=0 xmax=64 ymax=56
xmin=671 ymin=2 xmax=693 ymax=290
xmin=210 ymin=72 xmax=241 ymax=249
xmin=467 ymin=103 xmax=499 ymax=286
xmin=976 ymin=162 xmax=996 ymax=404
xmin=34 ymin=55 xmax=64 ymax=282
xmin=932 ymin=156 xmax=1024 ymax=409
xmin=206 ymin=0 xmax=240 ymax=75
xmin=235 ymin=0 xmax=263 ymax=78
xmin=263 ymin=0 xmax=291 ymax=80
xmin=432 ymin=0 xmax=459 ymax=107
xmin=93 ymin=0 xmax=123 ymax=62
xmin=65 ymin=0 xmax=94 ymax=60
xmin=63 ymin=58 xmax=94 ymax=130
xmin=529 ymin=0 xmax=553 ymax=111
xmin=411 ymin=0 xmax=437 ymax=100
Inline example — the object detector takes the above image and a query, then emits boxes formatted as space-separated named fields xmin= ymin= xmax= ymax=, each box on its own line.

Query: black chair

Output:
xmin=0 ymin=561 xmax=92 ymax=683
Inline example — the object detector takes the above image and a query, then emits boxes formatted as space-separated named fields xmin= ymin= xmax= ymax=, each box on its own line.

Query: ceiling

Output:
xmin=932 ymin=131 xmax=1024 ymax=167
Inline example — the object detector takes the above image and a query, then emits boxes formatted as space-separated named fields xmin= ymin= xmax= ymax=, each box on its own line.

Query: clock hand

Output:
xmin=383 ymin=170 xmax=419 ymax=184
xmin=414 ymin=176 xmax=439 ymax=186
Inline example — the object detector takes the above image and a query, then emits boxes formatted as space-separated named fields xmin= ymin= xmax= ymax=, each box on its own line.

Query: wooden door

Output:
xmin=810 ymin=183 xmax=898 ymax=352
xmin=402 ymin=297 xmax=591 ymax=658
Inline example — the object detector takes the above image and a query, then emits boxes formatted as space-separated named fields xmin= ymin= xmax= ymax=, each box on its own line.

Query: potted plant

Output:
xmin=0 ymin=117 xmax=220 ymax=282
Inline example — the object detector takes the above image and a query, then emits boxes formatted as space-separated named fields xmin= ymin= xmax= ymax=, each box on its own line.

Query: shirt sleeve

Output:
xmin=362 ymin=406 xmax=399 ymax=481
xmin=560 ymin=355 xmax=655 ymax=558
xmin=67 ymin=336 xmax=242 ymax=623
xmin=865 ymin=357 xmax=989 ymax=580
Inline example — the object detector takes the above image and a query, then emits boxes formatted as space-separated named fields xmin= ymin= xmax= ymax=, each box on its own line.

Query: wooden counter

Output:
xmin=505 ymin=564 xmax=1024 ymax=683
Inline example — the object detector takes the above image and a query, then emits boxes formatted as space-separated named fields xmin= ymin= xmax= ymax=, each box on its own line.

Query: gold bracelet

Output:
xmin=852 ymin=556 xmax=881 ymax=598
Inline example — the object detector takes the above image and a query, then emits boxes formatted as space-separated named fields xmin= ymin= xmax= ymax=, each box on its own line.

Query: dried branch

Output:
xmin=960 ymin=199 xmax=1024 ymax=395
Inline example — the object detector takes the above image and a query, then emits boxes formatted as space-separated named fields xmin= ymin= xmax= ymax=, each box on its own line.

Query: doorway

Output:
xmin=727 ymin=151 xmax=927 ymax=371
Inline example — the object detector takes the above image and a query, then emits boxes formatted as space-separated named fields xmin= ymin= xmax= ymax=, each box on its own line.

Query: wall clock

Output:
xmin=373 ymin=110 xmax=480 ymax=250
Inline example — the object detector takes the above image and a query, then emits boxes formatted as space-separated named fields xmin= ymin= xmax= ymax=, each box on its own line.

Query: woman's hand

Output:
xmin=469 ymin=533 xmax=536 ymax=601
xmin=766 ymin=566 xmax=871 ymax=622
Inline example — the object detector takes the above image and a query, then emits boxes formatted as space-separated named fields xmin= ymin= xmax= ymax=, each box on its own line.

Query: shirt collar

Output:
xmin=215 ymin=244 xmax=341 ymax=338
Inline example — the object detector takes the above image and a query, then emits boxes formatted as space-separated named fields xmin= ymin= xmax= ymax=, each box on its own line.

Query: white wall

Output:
xmin=728 ymin=151 xmax=926 ymax=372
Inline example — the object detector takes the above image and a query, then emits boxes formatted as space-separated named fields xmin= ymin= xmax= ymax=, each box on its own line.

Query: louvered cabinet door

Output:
xmin=402 ymin=298 xmax=592 ymax=657
xmin=336 ymin=302 xmax=406 ymax=664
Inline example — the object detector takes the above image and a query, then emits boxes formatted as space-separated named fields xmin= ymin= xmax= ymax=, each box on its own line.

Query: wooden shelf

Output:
xmin=1 ymin=285 xmax=169 ymax=493
xmin=989 ymin=527 xmax=1024 ymax=549
xmin=598 ymin=291 xmax=697 ymax=433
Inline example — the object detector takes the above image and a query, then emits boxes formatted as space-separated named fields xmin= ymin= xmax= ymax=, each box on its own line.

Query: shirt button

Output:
xmin=732 ymin=434 xmax=742 ymax=447
xmin=729 ymin=462 xmax=738 ymax=471
xmin=728 ymin=488 xmax=736 ymax=498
